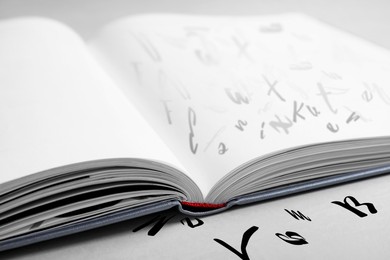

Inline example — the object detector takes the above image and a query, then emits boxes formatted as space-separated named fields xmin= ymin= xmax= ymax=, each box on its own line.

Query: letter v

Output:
xmin=214 ymin=226 xmax=259 ymax=260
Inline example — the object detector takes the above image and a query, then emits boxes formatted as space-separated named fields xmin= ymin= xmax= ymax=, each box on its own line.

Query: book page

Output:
xmin=90 ymin=14 xmax=390 ymax=196
xmin=4 ymin=172 xmax=390 ymax=259
xmin=0 ymin=18 xmax=188 ymax=185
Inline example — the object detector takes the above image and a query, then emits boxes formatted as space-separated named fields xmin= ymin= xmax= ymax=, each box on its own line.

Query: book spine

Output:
xmin=180 ymin=201 xmax=226 ymax=209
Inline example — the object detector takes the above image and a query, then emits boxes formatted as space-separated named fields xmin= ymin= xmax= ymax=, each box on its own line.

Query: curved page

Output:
xmin=89 ymin=13 xmax=390 ymax=196
xmin=0 ymin=18 xmax=188 ymax=187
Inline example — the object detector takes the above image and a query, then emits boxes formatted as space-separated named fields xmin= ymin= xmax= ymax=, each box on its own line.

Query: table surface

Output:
xmin=1 ymin=1 xmax=390 ymax=259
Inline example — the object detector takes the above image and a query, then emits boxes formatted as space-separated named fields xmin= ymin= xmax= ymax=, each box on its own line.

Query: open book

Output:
xmin=1 ymin=13 xmax=390 ymax=251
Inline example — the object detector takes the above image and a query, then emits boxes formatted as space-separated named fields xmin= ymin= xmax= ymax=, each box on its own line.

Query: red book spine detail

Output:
xmin=180 ymin=201 xmax=226 ymax=209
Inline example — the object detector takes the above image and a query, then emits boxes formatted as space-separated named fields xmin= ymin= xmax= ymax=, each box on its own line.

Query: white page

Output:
xmin=90 ymin=13 xmax=390 ymax=196
xmin=0 ymin=17 xmax=188 ymax=185
xmin=3 ymin=173 xmax=390 ymax=259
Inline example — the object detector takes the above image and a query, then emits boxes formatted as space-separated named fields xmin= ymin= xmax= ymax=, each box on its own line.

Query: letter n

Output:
xmin=133 ymin=215 xmax=174 ymax=236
